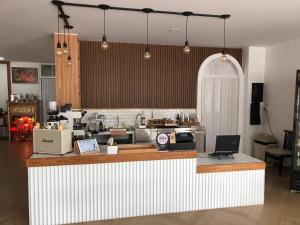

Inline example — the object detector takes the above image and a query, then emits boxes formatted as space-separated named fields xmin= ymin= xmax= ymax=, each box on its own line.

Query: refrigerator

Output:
xmin=291 ymin=70 xmax=300 ymax=191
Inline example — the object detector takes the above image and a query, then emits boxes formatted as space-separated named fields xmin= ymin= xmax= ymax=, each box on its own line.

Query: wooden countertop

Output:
xmin=26 ymin=149 xmax=197 ymax=167
xmin=196 ymin=153 xmax=266 ymax=173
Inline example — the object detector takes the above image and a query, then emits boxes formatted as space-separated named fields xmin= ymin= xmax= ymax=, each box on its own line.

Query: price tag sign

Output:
xmin=156 ymin=132 xmax=169 ymax=151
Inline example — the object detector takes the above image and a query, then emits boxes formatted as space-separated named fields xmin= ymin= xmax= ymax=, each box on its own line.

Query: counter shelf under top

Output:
xmin=27 ymin=147 xmax=265 ymax=225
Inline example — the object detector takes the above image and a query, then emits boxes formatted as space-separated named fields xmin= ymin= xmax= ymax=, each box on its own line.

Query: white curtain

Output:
xmin=200 ymin=59 xmax=240 ymax=152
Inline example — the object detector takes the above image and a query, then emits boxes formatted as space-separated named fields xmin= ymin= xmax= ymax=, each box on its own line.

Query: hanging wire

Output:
xmin=63 ymin=26 xmax=66 ymax=43
xmin=57 ymin=7 xmax=60 ymax=42
xmin=146 ymin=13 xmax=149 ymax=47
xmin=68 ymin=28 xmax=71 ymax=54
xmin=223 ymin=18 xmax=226 ymax=54
xmin=185 ymin=16 xmax=188 ymax=42
xmin=103 ymin=10 xmax=106 ymax=37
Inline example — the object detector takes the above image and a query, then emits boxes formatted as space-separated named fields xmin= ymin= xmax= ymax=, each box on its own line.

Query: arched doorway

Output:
xmin=197 ymin=53 xmax=244 ymax=152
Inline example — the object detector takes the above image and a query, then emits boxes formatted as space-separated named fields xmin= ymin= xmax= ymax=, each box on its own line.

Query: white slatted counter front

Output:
xmin=28 ymin=153 xmax=265 ymax=225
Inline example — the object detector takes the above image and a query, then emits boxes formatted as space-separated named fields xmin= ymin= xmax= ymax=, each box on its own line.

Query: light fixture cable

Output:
xmin=220 ymin=18 xmax=227 ymax=61
xmin=67 ymin=28 xmax=72 ymax=65
xmin=223 ymin=18 xmax=226 ymax=55
xmin=56 ymin=7 xmax=63 ymax=56
xmin=146 ymin=12 xmax=149 ymax=48
xmin=183 ymin=14 xmax=191 ymax=54
xmin=101 ymin=9 xmax=109 ymax=49
xmin=144 ymin=11 xmax=151 ymax=59
xmin=185 ymin=16 xmax=188 ymax=43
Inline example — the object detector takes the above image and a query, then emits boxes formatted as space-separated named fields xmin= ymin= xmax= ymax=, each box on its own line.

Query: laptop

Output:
xmin=209 ymin=135 xmax=241 ymax=159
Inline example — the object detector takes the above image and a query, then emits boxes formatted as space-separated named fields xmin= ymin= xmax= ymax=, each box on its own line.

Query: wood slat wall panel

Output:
xmin=80 ymin=41 xmax=242 ymax=108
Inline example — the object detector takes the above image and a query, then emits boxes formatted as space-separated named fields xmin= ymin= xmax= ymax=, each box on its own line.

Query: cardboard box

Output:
xmin=33 ymin=129 xmax=72 ymax=155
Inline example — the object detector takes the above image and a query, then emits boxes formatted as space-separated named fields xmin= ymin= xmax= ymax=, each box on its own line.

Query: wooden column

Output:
xmin=54 ymin=33 xmax=81 ymax=108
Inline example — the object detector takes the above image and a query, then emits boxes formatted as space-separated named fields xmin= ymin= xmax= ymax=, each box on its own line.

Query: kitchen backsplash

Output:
xmin=82 ymin=108 xmax=196 ymax=129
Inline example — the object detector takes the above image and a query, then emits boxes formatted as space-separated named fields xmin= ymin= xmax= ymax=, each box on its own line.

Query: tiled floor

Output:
xmin=1 ymin=140 xmax=300 ymax=225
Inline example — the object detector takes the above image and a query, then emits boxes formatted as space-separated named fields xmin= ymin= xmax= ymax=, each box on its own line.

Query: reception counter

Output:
xmin=27 ymin=148 xmax=265 ymax=225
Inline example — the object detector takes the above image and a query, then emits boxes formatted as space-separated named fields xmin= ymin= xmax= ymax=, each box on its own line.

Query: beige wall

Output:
xmin=264 ymin=38 xmax=300 ymax=146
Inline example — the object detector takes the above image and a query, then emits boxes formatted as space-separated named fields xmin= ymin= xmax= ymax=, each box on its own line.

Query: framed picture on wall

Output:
xmin=12 ymin=67 xmax=38 ymax=84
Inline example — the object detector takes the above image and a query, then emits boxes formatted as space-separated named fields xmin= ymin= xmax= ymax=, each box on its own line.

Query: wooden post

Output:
xmin=54 ymin=33 xmax=81 ymax=108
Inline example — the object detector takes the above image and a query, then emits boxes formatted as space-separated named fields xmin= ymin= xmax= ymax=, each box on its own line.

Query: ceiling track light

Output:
xmin=143 ymin=8 xmax=153 ymax=60
xmin=52 ymin=1 xmax=231 ymax=61
xmin=182 ymin=11 xmax=193 ymax=54
xmin=100 ymin=5 xmax=109 ymax=50
xmin=220 ymin=17 xmax=228 ymax=62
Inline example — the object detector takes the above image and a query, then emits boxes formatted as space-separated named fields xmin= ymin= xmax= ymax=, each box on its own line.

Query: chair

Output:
xmin=265 ymin=130 xmax=294 ymax=176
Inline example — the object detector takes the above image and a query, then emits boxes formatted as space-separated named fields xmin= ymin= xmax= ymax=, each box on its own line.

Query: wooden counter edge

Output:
xmin=196 ymin=162 xmax=266 ymax=173
xmin=26 ymin=150 xmax=197 ymax=167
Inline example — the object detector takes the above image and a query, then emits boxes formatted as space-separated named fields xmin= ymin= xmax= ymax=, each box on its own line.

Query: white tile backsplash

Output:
xmin=82 ymin=108 xmax=196 ymax=129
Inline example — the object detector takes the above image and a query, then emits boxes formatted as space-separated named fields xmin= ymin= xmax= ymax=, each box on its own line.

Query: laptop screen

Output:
xmin=215 ymin=135 xmax=240 ymax=153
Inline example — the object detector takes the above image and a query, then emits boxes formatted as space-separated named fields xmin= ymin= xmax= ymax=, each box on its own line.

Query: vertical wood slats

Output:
xmin=80 ymin=42 xmax=242 ymax=108
xmin=54 ymin=34 xmax=81 ymax=108
xmin=28 ymin=159 xmax=264 ymax=225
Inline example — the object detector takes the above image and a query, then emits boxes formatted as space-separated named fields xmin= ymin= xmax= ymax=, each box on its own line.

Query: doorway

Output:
xmin=197 ymin=54 xmax=244 ymax=152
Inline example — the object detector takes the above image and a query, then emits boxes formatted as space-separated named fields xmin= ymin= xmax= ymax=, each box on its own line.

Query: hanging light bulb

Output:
xmin=67 ymin=28 xmax=72 ymax=66
xmin=101 ymin=9 xmax=109 ymax=50
xmin=183 ymin=41 xmax=191 ymax=54
xmin=56 ymin=42 xmax=63 ymax=56
xmin=183 ymin=14 xmax=191 ymax=54
xmin=67 ymin=55 xmax=72 ymax=66
xmin=143 ymin=10 xmax=152 ymax=60
xmin=220 ymin=18 xmax=228 ymax=62
xmin=101 ymin=36 xmax=109 ymax=49
xmin=56 ymin=8 xmax=63 ymax=57
xmin=62 ymin=27 xmax=69 ymax=55
xmin=144 ymin=47 xmax=151 ymax=60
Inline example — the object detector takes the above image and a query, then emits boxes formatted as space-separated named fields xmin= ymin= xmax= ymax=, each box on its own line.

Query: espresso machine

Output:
xmin=59 ymin=110 xmax=87 ymax=136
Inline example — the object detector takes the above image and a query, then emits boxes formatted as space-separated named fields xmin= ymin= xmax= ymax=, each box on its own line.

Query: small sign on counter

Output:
xmin=74 ymin=139 xmax=100 ymax=155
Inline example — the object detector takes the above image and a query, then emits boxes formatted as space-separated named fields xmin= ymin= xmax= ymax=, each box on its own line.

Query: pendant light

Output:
xmin=220 ymin=18 xmax=227 ymax=62
xmin=182 ymin=12 xmax=192 ymax=54
xmin=101 ymin=9 xmax=109 ymax=50
xmin=56 ymin=7 xmax=63 ymax=56
xmin=143 ymin=9 xmax=152 ymax=60
xmin=62 ymin=26 xmax=69 ymax=55
xmin=67 ymin=28 xmax=72 ymax=66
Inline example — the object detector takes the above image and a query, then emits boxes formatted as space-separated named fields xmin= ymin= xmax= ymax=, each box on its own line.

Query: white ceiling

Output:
xmin=1 ymin=0 xmax=300 ymax=62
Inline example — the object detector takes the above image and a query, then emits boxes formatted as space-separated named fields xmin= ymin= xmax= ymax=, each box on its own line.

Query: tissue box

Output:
xmin=100 ymin=145 xmax=118 ymax=155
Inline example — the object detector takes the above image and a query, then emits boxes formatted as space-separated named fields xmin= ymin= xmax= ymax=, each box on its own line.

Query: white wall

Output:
xmin=0 ymin=64 xmax=8 ymax=110
xmin=10 ymin=62 xmax=41 ymax=98
xmin=243 ymin=47 xmax=266 ymax=155
xmin=264 ymin=38 xmax=300 ymax=146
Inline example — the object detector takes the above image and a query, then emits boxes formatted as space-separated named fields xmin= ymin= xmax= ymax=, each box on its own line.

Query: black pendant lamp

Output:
xmin=56 ymin=7 xmax=63 ymax=56
xmin=100 ymin=7 xmax=109 ymax=50
xmin=221 ymin=18 xmax=227 ymax=62
xmin=183 ymin=12 xmax=192 ymax=54
xmin=143 ymin=8 xmax=152 ymax=60
xmin=62 ymin=26 xmax=69 ymax=55
xmin=67 ymin=28 xmax=72 ymax=66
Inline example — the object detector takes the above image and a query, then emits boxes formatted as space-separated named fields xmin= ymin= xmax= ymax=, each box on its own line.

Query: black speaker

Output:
xmin=251 ymin=83 xmax=264 ymax=102
xmin=250 ymin=103 xmax=261 ymax=125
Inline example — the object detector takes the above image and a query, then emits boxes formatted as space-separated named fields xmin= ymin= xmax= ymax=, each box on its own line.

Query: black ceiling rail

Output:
xmin=51 ymin=0 xmax=231 ymax=22
xmin=52 ymin=0 xmax=72 ymax=29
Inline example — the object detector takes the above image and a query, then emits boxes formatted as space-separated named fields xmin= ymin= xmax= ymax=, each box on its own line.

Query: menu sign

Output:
xmin=74 ymin=139 xmax=100 ymax=154
xmin=156 ymin=132 xmax=169 ymax=151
